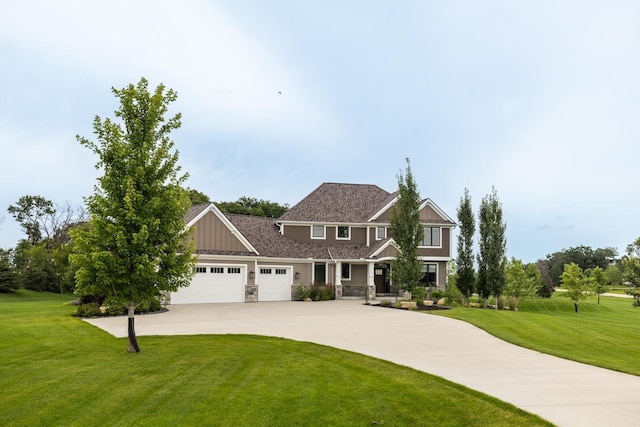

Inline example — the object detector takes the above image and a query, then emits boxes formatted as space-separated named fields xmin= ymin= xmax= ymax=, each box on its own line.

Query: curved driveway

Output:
xmin=85 ymin=300 xmax=640 ymax=427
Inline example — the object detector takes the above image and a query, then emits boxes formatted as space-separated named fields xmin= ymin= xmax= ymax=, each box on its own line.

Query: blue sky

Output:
xmin=1 ymin=0 xmax=639 ymax=262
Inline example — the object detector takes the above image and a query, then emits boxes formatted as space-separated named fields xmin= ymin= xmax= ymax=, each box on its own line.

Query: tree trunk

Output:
xmin=127 ymin=303 xmax=140 ymax=353
xmin=574 ymin=302 xmax=579 ymax=313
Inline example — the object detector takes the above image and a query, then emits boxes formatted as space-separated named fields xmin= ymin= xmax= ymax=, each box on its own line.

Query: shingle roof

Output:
xmin=185 ymin=203 xmax=211 ymax=225
xmin=278 ymin=183 xmax=392 ymax=223
xmin=226 ymin=213 xmax=385 ymax=260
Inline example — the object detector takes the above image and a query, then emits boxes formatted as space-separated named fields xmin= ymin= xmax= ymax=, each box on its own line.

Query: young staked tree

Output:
xmin=476 ymin=187 xmax=506 ymax=304
xmin=390 ymin=158 xmax=424 ymax=300
xmin=561 ymin=262 xmax=592 ymax=312
xmin=71 ymin=78 xmax=195 ymax=352
xmin=456 ymin=188 xmax=475 ymax=302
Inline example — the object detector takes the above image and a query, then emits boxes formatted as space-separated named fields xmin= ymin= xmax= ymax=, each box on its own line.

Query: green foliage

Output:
xmin=74 ymin=302 xmax=102 ymax=317
xmin=0 ymin=249 xmax=18 ymax=293
xmin=71 ymin=78 xmax=196 ymax=311
xmin=586 ymin=267 xmax=608 ymax=304
xmin=605 ymin=264 xmax=622 ymax=287
xmin=560 ymin=262 xmax=593 ymax=311
xmin=13 ymin=242 xmax=59 ymax=292
xmin=295 ymin=284 xmax=310 ymax=301
xmin=456 ymin=188 xmax=475 ymax=299
xmin=541 ymin=245 xmax=617 ymax=287
xmin=622 ymin=237 xmax=640 ymax=307
xmin=215 ymin=196 xmax=289 ymax=218
xmin=309 ymin=284 xmax=334 ymax=301
xmin=186 ymin=188 xmax=211 ymax=205
xmin=476 ymin=187 xmax=506 ymax=300
xmin=412 ymin=286 xmax=426 ymax=303
xmin=7 ymin=195 xmax=55 ymax=243
xmin=390 ymin=158 xmax=424 ymax=297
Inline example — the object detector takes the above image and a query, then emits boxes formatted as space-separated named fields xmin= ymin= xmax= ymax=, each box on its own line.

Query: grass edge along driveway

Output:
xmin=0 ymin=290 xmax=551 ymax=427
xmin=430 ymin=294 xmax=640 ymax=376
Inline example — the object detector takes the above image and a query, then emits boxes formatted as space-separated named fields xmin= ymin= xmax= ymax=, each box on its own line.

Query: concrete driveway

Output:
xmin=85 ymin=300 xmax=640 ymax=427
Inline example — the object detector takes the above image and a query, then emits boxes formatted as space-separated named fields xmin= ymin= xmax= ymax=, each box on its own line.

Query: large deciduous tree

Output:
xmin=476 ymin=187 xmax=506 ymax=303
xmin=390 ymin=158 xmax=424 ymax=299
xmin=8 ymin=195 xmax=55 ymax=243
xmin=456 ymin=188 xmax=475 ymax=302
xmin=71 ymin=78 xmax=195 ymax=352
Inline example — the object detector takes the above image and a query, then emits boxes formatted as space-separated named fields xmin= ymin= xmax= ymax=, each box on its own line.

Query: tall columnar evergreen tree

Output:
xmin=456 ymin=188 xmax=475 ymax=302
xmin=476 ymin=187 xmax=507 ymax=302
xmin=71 ymin=78 xmax=195 ymax=352
xmin=622 ymin=237 xmax=640 ymax=307
xmin=390 ymin=158 xmax=424 ymax=299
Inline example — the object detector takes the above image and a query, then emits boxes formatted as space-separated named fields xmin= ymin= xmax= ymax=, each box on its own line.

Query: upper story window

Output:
xmin=337 ymin=226 xmax=350 ymax=240
xmin=420 ymin=227 xmax=441 ymax=247
xmin=376 ymin=226 xmax=387 ymax=240
xmin=311 ymin=225 xmax=325 ymax=239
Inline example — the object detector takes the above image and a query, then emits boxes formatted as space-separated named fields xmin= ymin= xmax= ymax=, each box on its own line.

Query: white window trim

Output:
xmin=336 ymin=226 xmax=351 ymax=240
xmin=311 ymin=225 xmax=326 ymax=240
xmin=418 ymin=226 xmax=442 ymax=248
xmin=376 ymin=226 xmax=387 ymax=240
xmin=341 ymin=262 xmax=351 ymax=281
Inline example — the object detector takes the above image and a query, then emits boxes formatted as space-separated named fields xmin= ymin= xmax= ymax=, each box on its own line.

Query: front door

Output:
xmin=374 ymin=263 xmax=391 ymax=294
xmin=314 ymin=262 xmax=326 ymax=285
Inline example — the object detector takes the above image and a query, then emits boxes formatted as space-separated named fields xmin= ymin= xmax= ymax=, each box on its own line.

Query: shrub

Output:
xmin=508 ymin=296 xmax=518 ymax=311
xmin=309 ymin=284 xmax=334 ymax=301
xmin=380 ymin=300 xmax=392 ymax=307
xmin=104 ymin=304 xmax=126 ymax=316
xmin=295 ymin=284 xmax=310 ymax=301
xmin=412 ymin=286 xmax=426 ymax=303
xmin=431 ymin=289 xmax=446 ymax=300
xmin=497 ymin=295 xmax=506 ymax=310
xmin=74 ymin=302 xmax=102 ymax=318
xmin=134 ymin=298 xmax=162 ymax=314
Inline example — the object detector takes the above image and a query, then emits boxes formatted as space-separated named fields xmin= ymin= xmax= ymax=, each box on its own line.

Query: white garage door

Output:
xmin=171 ymin=265 xmax=245 ymax=304
xmin=258 ymin=267 xmax=292 ymax=301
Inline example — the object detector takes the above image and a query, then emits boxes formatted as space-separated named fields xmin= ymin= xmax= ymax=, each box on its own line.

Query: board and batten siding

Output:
xmin=192 ymin=212 xmax=249 ymax=252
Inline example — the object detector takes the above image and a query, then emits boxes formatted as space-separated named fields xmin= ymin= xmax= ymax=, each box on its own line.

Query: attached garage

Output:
xmin=258 ymin=267 xmax=292 ymax=301
xmin=171 ymin=264 xmax=246 ymax=304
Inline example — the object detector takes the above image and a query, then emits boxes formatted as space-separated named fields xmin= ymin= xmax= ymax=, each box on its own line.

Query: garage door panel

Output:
xmin=258 ymin=267 xmax=292 ymax=301
xmin=171 ymin=265 xmax=245 ymax=304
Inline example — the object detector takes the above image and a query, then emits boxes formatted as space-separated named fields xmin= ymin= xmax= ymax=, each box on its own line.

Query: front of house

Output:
xmin=170 ymin=183 xmax=455 ymax=304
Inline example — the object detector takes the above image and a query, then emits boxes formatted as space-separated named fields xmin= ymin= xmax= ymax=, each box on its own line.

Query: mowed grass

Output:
xmin=0 ymin=291 xmax=551 ymax=427
xmin=431 ymin=294 xmax=640 ymax=375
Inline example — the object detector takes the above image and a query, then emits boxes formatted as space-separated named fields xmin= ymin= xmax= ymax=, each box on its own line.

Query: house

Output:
xmin=170 ymin=183 xmax=455 ymax=304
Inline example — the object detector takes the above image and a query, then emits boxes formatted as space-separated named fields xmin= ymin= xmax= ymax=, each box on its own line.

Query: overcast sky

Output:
xmin=1 ymin=1 xmax=639 ymax=262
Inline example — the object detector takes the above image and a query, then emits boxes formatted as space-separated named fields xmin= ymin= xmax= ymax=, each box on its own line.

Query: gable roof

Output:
xmin=185 ymin=203 xmax=259 ymax=255
xmin=278 ymin=183 xmax=392 ymax=223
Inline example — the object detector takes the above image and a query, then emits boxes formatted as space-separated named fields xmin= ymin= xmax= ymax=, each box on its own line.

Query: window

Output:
xmin=228 ymin=267 xmax=241 ymax=274
xmin=337 ymin=226 xmax=350 ymax=240
xmin=260 ymin=268 xmax=272 ymax=274
xmin=312 ymin=225 xmax=325 ymax=239
xmin=420 ymin=227 xmax=441 ymax=247
xmin=341 ymin=263 xmax=351 ymax=280
xmin=275 ymin=269 xmax=287 ymax=275
xmin=420 ymin=263 xmax=437 ymax=287
xmin=376 ymin=226 xmax=386 ymax=240
xmin=211 ymin=267 xmax=224 ymax=274
xmin=195 ymin=266 xmax=207 ymax=273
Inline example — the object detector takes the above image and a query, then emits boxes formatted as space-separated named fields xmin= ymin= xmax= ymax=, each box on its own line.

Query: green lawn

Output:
xmin=0 ymin=291 xmax=550 ymax=427
xmin=431 ymin=294 xmax=640 ymax=375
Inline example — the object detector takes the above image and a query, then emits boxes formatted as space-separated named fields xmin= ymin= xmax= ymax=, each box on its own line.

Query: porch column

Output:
xmin=334 ymin=261 xmax=343 ymax=299
xmin=367 ymin=262 xmax=376 ymax=300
